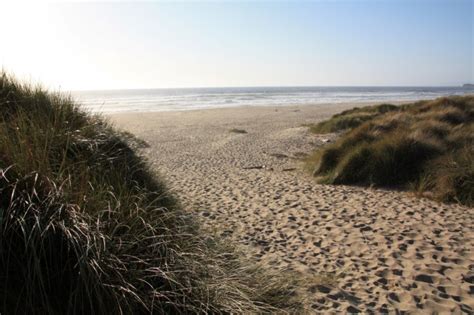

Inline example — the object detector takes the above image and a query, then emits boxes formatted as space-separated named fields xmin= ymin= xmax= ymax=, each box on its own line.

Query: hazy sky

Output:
xmin=1 ymin=1 xmax=472 ymax=90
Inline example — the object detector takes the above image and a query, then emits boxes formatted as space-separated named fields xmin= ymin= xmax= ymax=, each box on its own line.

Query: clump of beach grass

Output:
xmin=307 ymin=96 xmax=474 ymax=206
xmin=0 ymin=72 xmax=301 ymax=314
xmin=229 ymin=128 xmax=248 ymax=134
xmin=307 ymin=103 xmax=398 ymax=133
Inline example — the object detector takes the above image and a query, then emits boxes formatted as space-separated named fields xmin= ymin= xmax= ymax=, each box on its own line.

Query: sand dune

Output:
xmin=111 ymin=104 xmax=473 ymax=313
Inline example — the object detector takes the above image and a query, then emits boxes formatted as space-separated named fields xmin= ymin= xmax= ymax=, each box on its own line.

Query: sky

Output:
xmin=0 ymin=1 xmax=472 ymax=90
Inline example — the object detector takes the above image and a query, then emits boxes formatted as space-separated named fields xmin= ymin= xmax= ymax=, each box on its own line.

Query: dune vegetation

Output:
xmin=307 ymin=96 xmax=474 ymax=206
xmin=307 ymin=103 xmax=398 ymax=133
xmin=229 ymin=128 xmax=248 ymax=134
xmin=0 ymin=72 xmax=301 ymax=314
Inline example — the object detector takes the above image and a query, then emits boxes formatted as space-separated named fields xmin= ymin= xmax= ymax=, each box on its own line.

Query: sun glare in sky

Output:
xmin=1 ymin=1 xmax=472 ymax=90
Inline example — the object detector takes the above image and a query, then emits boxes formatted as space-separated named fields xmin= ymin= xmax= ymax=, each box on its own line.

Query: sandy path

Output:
xmin=111 ymin=104 xmax=474 ymax=313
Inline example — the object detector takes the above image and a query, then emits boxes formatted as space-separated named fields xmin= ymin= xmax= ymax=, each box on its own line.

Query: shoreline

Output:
xmin=102 ymin=99 xmax=417 ymax=116
xmin=108 ymin=100 xmax=412 ymax=120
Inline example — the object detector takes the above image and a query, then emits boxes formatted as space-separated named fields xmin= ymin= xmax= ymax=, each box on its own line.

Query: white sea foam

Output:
xmin=71 ymin=86 xmax=473 ymax=113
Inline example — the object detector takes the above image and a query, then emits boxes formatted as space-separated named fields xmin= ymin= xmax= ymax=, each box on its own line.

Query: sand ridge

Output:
xmin=111 ymin=104 xmax=474 ymax=313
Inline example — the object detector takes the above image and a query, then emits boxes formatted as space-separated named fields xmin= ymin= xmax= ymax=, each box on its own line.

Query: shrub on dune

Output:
xmin=0 ymin=72 xmax=300 ymax=314
xmin=308 ymin=103 xmax=399 ymax=133
xmin=307 ymin=95 xmax=474 ymax=207
xmin=425 ymin=145 xmax=474 ymax=205
xmin=332 ymin=136 xmax=440 ymax=185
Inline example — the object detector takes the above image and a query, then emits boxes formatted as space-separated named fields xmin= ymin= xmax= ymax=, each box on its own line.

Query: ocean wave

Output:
xmin=73 ymin=87 xmax=472 ymax=113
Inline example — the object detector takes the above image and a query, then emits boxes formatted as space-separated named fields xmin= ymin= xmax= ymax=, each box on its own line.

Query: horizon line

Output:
xmin=70 ymin=84 xmax=472 ymax=93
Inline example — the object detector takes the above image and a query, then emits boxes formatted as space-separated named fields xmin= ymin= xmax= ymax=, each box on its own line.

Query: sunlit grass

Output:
xmin=306 ymin=96 xmax=474 ymax=206
xmin=307 ymin=103 xmax=398 ymax=133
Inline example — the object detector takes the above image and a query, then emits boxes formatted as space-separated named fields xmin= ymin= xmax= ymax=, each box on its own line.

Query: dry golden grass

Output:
xmin=307 ymin=103 xmax=398 ymax=133
xmin=307 ymin=96 xmax=474 ymax=206
xmin=0 ymin=72 xmax=302 ymax=314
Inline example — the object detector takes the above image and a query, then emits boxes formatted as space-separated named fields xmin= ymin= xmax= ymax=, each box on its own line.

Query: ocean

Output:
xmin=71 ymin=86 xmax=473 ymax=113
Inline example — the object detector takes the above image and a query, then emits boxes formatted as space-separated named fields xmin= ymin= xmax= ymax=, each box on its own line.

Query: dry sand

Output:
xmin=111 ymin=104 xmax=474 ymax=314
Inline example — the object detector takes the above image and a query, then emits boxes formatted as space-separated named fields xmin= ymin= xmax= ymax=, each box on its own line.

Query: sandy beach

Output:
xmin=111 ymin=104 xmax=474 ymax=313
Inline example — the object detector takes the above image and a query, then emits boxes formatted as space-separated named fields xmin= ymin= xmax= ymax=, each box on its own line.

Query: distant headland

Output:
xmin=462 ymin=83 xmax=474 ymax=88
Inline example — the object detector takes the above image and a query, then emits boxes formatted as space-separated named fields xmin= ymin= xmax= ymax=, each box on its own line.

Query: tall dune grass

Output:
xmin=307 ymin=96 xmax=474 ymax=206
xmin=307 ymin=103 xmax=398 ymax=133
xmin=0 ymin=72 xmax=301 ymax=314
